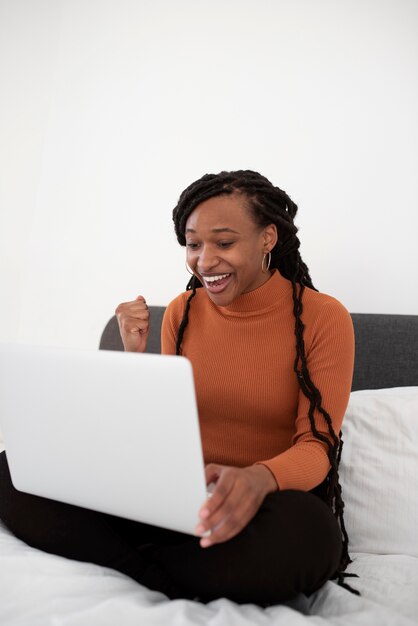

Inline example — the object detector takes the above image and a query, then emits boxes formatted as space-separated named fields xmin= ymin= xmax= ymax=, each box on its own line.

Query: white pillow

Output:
xmin=339 ymin=386 xmax=418 ymax=557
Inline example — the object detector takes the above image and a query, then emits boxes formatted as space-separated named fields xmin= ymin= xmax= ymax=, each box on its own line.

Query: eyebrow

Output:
xmin=185 ymin=227 xmax=240 ymax=234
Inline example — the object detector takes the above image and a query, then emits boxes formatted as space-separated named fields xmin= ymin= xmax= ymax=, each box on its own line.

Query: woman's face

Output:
xmin=185 ymin=193 xmax=277 ymax=307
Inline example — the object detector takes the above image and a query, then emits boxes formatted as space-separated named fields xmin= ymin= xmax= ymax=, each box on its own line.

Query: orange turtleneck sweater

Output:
xmin=161 ymin=270 xmax=354 ymax=492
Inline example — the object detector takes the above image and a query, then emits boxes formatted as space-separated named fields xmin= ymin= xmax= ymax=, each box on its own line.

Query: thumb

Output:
xmin=204 ymin=463 xmax=223 ymax=485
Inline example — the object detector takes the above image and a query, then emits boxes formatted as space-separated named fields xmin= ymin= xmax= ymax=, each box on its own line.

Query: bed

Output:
xmin=0 ymin=311 xmax=417 ymax=625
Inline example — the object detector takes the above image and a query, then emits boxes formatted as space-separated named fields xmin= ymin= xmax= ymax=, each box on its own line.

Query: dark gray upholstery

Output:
xmin=100 ymin=309 xmax=418 ymax=391
xmin=350 ymin=313 xmax=418 ymax=390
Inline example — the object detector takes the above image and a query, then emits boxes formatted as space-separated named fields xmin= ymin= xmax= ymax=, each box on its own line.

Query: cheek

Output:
xmin=186 ymin=249 xmax=198 ymax=269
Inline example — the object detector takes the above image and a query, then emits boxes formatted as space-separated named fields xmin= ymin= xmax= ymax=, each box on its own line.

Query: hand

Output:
xmin=115 ymin=295 xmax=150 ymax=352
xmin=195 ymin=463 xmax=277 ymax=548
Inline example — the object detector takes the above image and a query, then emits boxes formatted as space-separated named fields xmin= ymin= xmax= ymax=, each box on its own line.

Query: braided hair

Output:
xmin=172 ymin=170 xmax=358 ymax=592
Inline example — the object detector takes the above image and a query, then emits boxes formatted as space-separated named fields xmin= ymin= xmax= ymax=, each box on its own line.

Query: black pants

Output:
xmin=0 ymin=451 xmax=341 ymax=605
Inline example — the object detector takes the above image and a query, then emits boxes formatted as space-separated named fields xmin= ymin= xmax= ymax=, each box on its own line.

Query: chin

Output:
xmin=206 ymin=290 xmax=235 ymax=307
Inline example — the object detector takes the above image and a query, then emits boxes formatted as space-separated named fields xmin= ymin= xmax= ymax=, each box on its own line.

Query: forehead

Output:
xmin=185 ymin=194 xmax=256 ymax=233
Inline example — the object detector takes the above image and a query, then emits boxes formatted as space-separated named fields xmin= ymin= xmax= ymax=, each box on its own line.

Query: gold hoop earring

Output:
xmin=261 ymin=251 xmax=271 ymax=273
xmin=185 ymin=261 xmax=194 ymax=275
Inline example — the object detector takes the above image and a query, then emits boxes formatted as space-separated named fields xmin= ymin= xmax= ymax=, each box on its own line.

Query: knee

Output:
xmin=0 ymin=451 xmax=15 ymax=523
xmin=288 ymin=490 xmax=342 ymax=589
xmin=265 ymin=489 xmax=341 ymax=551
xmin=0 ymin=451 xmax=51 ymax=547
xmin=260 ymin=490 xmax=342 ymax=593
xmin=0 ymin=451 xmax=27 ymax=533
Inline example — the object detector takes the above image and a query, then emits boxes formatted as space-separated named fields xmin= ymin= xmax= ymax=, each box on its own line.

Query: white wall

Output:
xmin=1 ymin=0 xmax=417 ymax=349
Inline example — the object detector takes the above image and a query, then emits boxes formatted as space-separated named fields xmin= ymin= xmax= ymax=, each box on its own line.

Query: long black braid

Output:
xmin=172 ymin=170 xmax=358 ymax=593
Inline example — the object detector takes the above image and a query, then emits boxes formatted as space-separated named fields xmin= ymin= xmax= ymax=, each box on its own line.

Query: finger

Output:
xmin=198 ymin=467 xmax=268 ymax=545
xmin=198 ymin=464 xmax=223 ymax=520
xmin=117 ymin=311 xmax=149 ymax=331
xmin=124 ymin=309 xmax=150 ymax=322
xmin=116 ymin=317 xmax=150 ymax=355
xmin=201 ymin=495 xmax=258 ymax=547
xmin=202 ymin=516 xmax=245 ymax=547
xmin=115 ymin=303 xmax=150 ymax=328
xmin=204 ymin=463 xmax=222 ymax=486
xmin=115 ymin=304 xmax=149 ymax=320
xmin=200 ymin=485 xmax=240 ymax=532
xmin=197 ymin=469 xmax=237 ymax=533
xmin=200 ymin=466 xmax=234 ymax=517
xmin=135 ymin=295 xmax=148 ymax=309
xmin=115 ymin=295 xmax=148 ymax=316
xmin=129 ymin=319 xmax=150 ymax=335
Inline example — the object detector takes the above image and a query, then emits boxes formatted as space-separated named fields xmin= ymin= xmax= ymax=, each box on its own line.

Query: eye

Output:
xmin=217 ymin=241 xmax=234 ymax=248
xmin=186 ymin=242 xmax=200 ymax=250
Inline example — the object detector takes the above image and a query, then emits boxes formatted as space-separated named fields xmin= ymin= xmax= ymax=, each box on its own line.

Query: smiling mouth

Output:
xmin=201 ymin=273 xmax=232 ymax=293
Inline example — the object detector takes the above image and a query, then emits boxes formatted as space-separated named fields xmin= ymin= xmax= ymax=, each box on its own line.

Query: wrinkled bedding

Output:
xmin=1 ymin=520 xmax=417 ymax=626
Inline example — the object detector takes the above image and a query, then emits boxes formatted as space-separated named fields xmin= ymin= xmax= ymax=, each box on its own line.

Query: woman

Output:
xmin=0 ymin=170 xmax=356 ymax=605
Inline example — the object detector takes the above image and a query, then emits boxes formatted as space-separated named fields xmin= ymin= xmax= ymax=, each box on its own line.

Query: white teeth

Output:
xmin=204 ymin=274 xmax=230 ymax=283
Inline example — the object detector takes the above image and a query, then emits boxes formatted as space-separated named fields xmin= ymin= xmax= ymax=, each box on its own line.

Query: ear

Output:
xmin=262 ymin=224 xmax=278 ymax=252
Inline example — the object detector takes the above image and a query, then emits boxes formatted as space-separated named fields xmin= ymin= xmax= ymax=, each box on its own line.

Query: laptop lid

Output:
xmin=0 ymin=343 xmax=207 ymax=536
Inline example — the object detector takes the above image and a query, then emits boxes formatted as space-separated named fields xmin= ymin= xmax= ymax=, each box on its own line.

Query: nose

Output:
xmin=196 ymin=244 xmax=220 ymax=273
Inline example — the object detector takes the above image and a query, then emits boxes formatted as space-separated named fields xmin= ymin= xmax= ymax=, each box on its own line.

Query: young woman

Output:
xmin=0 ymin=170 xmax=356 ymax=605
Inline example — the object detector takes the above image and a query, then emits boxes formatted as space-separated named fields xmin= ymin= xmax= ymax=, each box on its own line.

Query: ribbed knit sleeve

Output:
xmin=257 ymin=298 xmax=354 ymax=490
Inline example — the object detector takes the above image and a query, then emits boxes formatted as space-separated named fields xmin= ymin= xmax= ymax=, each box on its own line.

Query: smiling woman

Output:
xmin=184 ymin=195 xmax=278 ymax=306
xmin=0 ymin=170 xmax=356 ymax=606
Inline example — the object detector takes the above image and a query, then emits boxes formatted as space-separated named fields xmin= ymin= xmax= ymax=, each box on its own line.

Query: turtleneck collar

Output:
xmin=205 ymin=269 xmax=293 ymax=317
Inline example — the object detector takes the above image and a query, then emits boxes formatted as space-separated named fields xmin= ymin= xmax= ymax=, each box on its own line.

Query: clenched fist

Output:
xmin=115 ymin=295 xmax=150 ymax=353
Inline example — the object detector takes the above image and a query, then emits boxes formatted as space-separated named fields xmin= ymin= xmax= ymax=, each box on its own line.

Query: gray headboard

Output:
xmin=100 ymin=310 xmax=418 ymax=392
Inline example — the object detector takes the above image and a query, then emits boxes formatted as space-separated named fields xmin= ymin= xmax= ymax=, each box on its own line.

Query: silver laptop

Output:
xmin=0 ymin=343 xmax=208 ymax=536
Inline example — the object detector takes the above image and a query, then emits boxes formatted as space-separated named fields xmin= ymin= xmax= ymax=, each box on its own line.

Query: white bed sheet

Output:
xmin=1 ymin=520 xmax=417 ymax=626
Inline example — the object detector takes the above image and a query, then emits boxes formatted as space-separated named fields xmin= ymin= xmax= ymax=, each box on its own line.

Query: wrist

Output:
xmin=250 ymin=463 xmax=278 ymax=495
